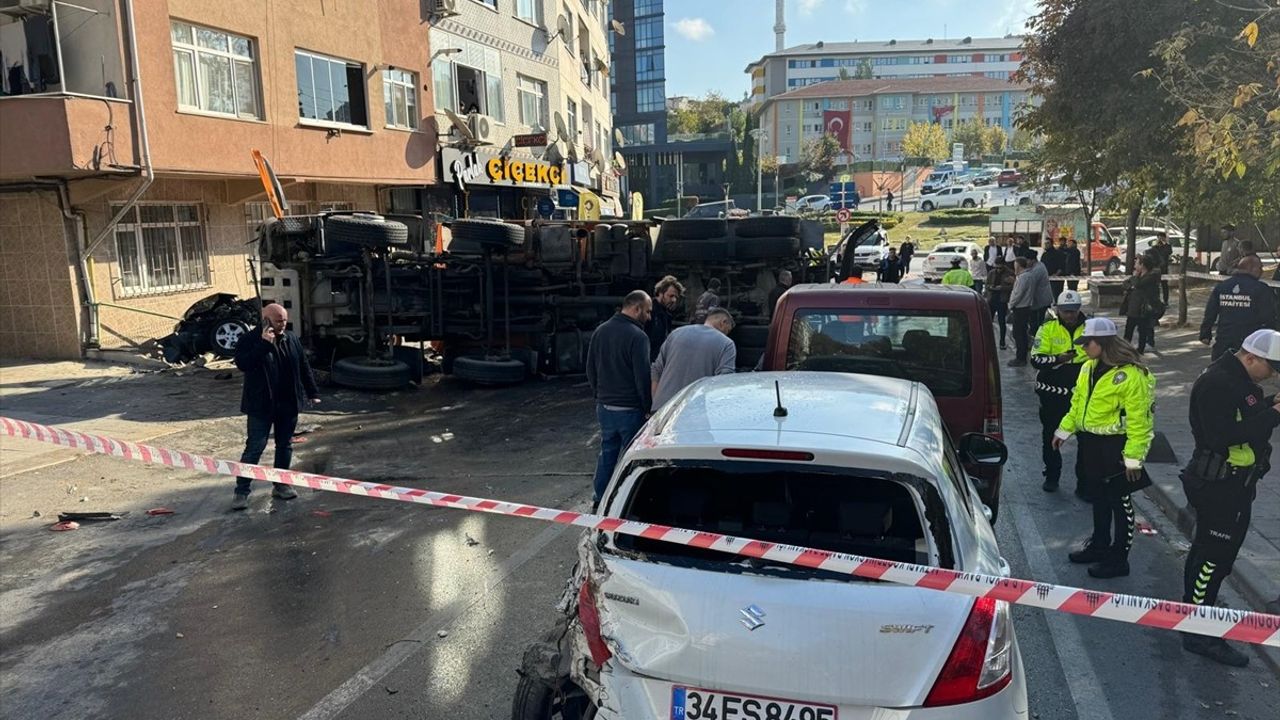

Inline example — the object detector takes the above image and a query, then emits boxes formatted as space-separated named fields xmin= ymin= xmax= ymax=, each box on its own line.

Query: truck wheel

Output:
xmin=1018 ymin=196 xmax=1032 ymax=206
xmin=271 ymin=216 xmax=316 ymax=236
xmin=921 ymin=201 xmax=935 ymax=211
xmin=325 ymin=215 xmax=409 ymax=247
xmin=734 ymin=216 xmax=801 ymax=239
xmin=732 ymin=236 xmax=800 ymax=259
xmin=207 ymin=320 xmax=249 ymax=357
xmin=453 ymin=356 xmax=527 ymax=385
xmin=656 ymin=239 xmax=730 ymax=263
xmin=661 ymin=219 xmax=727 ymax=240
xmin=451 ymin=219 xmax=525 ymax=249
xmin=1105 ymin=258 xmax=1122 ymax=276
xmin=961 ymin=199 xmax=976 ymax=208
xmin=331 ymin=356 xmax=412 ymax=390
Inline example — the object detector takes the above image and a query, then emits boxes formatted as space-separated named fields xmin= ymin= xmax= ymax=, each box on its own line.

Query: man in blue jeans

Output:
xmin=231 ymin=303 xmax=320 ymax=510
xmin=587 ymin=290 xmax=653 ymax=507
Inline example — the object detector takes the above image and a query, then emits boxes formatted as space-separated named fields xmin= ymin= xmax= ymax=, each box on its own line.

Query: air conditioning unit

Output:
xmin=468 ymin=113 xmax=495 ymax=145
xmin=431 ymin=0 xmax=459 ymax=17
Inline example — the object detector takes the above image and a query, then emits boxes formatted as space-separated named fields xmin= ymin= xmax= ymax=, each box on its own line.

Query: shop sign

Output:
xmin=441 ymin=147 xmax=564 ymax=192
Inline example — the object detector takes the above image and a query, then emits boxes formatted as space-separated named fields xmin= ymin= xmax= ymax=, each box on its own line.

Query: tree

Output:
xmin=984 ymin=125 xmax=1009 ymax=155
xmin=1009 ymin=128 xmax=1039 ymax=152
xmin=838 ymin=67 xmax=851 ymax=81
xmin=901 ymin=121 xmax=949 ymax=162
xmin=951 ymin=120 xmax=988 ymax=158
xmin=667 ymin=91 xmax=735 ymax=136
xmin=855 ymin=59 xmax=873 ymax=79
xmin=800 ymin=135 xmax=841 ymax=182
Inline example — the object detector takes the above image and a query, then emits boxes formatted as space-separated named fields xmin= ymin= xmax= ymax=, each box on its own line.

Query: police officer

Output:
xmin=1052 ymin=318 xmax=1156 ymax=579
xmin=1180 ymin=329 xmax=1280 ymax=667
xmin=1031 ymin=290 xmax=1088 ymax=493
xmin=1200 ymin=256 xmax=1277 ymax=361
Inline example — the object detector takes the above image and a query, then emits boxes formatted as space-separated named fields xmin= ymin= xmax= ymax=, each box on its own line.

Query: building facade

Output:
xmin=0 ymin=0 xmax=439 ymax=359
xmin=746 ymin=36 xmax=1025 ymax=110
xmin=754 ymin=76 xmax=1032 ymax=164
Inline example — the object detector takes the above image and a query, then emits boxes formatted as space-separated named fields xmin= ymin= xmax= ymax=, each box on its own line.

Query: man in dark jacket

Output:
xmin=231 ymin=303 xmax=320 ymax=510
xmin=878 ymin=248 xmax=904 ymax=283
xmin=1063 ymin=238 xmax=1083 ymax=291
xmin=1180 ymin=329 xmax=1280 ymax=667
xmin=898 ymin=237 xmax=915 ymax=274
xmin=646 ymin=275 xmax=684 ymax=359
xmin=1200 ymin=256 xmax=1278 ymax=361
xmin=1041 ymin=239 xmax=1066 ymax=298
xmin=587 ymin=290 xmax=653 ymax=505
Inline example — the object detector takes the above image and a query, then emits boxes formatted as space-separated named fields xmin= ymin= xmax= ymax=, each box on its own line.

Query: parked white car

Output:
xmin=795 ymin=194 xmax=833 ymax=213
xmin=848 ymin=228 xmax=892 ymax=270
xmin=919 ymin=186 xmax=992 ymax=211
xmin=924 ymin=242 xmax=983 ymax=281
xmin=514 ymin=372 xmax=1026 ymax=720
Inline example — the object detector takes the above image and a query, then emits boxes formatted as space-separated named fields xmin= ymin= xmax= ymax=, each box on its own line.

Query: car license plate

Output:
xmin=671 ymin=685 xmax=837 ymax=720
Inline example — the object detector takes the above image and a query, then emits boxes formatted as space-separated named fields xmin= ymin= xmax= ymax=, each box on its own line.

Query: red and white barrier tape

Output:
xmin=4 ymin=415 xmax=1278 ymax=647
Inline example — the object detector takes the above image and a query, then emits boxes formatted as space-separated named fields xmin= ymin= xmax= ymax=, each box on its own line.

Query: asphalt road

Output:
xmin=0 ymin=360 xmax=1276 ymax=719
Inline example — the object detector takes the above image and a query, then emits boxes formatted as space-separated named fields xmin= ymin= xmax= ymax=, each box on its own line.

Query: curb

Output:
xmin=84 ymin=349 xmax=171 ymax=372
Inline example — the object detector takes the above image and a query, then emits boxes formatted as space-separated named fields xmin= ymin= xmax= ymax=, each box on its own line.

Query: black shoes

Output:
xmin=1068 ymin=542 xmax=1110 ymax=564
xmin=1007 ymin=358 xmax=1027 ymax=367
xmin=1087 ymin=559 xmax=1130 ymax=578
xmin=272 ymin=484 xmax=299 ymax=500
xmin=1042 ymin=478 xmax=1059 ymax=492
xmin=231 ymin=493 xmax=250 ymax=511
xmin=1182 ymin=633 xmax=1250 ymax=667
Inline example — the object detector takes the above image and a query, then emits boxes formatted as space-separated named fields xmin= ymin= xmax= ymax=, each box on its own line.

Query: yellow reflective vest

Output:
xmin=1057 ymin=360 xmax=1156 ymax=467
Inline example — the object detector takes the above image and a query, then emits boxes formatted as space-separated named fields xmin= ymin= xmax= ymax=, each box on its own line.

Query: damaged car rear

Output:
xmin=513 ymin=372 xmax=1027 ymax=720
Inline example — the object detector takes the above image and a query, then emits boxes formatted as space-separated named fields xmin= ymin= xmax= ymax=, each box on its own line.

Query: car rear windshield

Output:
xmin=933 ymin=245 xmax=968 ymax=254
xmin=785 ymin=308 xmax=973 ymax=397
xmin=614 ymin=462 xmax=941 ymax=570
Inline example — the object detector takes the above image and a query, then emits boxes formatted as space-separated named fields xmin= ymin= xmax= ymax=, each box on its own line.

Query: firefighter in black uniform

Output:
xmin=1181 ymin=329 xmax=1280 ymax=667
xmin=1199 ymin=256 xmax=1277 ymax=361
xmin=1031 ymin=290 xmax=1088 ymax=493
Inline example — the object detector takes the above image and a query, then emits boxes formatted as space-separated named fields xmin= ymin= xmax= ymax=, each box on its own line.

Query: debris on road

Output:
xmin=311 ymin=510 xmax=333 ymax=518
xmin=296 ymin=423 xmax=324 ymax=434
xmin=437 ymin=631 xmax=448 ymax=639
xmin=49 ymin=521 xmax=80 ymax=531
xmin=146 ymin=508 xmax=176 ymax=516
xmin=31 ymin=510 xmax=41 ymax=518
xmin=58 ymin=511 xmax=124 ymax=522
xmin=175 ymin=632 xmax=185 ymax=639
xmin=464 ymin=533 xmax=479 ymax=546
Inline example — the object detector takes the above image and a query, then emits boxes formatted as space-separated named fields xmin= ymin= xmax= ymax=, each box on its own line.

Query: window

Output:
xmin=880 ymin=95 xmax=904 ymax=110
xmin=984 ymin=71 xmax=1010 ymax=80
xmin=472 ymin=0 xmax=497 ymax=8
xmin=635 ymin=49 xmax=663 ymax=82
xmin=634 ymin=17 xmax=662 ymax=49
xmin=382 ymin=68 xmax=418 ymax=129
xmin=516 ymin=0 xmax=543 ymax=25
xmin=171 ymin=21 xmax=260 ymax=119
xmin=566 ymin=97 xmax=578 ymax=140
xmin=636 ymin=82 xmax=664 ymax=112
xmin=428 ymin=31 xmax=505 ymax=121
xmin=634 ymin=0 xmax=662 ymax=17
xmin=295 ymin=50 xmax=368 ymax=127
xmin=946 ymin=54 xmax=972 ymax=63
xmin=619 ymin=123 xmax=654 ymax=144
xmin=517 ymin=74 xmax=549 ymax=129
xmin=113 ymin=204 xmax=209 ymax=295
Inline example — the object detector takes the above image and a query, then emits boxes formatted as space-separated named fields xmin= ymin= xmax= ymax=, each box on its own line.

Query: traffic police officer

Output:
xmin=1200 ymin=256 xmax=1277 ymax=361
xmin=1181 ymin=329 xmax=1280 ymax=667
xmin=1053 ymin=317 xmax=1156 ymax=579
xmin=1032 ymin=290 xmax=1088 ymax=493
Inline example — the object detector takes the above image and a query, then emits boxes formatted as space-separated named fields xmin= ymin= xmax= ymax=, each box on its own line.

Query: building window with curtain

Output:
xmin=113 ymin=204 xmax=209 ymax=295
xmin=635 ymin=49 xmax=663 ymax=82
xmin=171 ymin=21 xmax=261 ymax=119
xmin=382 ymin=68 xmax=418 ymax=129
xmin=427 ymin=36 xmax=505 ymax=122
xmin=636 ymin=83 xmax=664 ymax=113
xmin=516 ymin=0 xmax=543 ymax=25
xmin=294 ymin=49 xmax=369 ymax=127
xmin=517 ymin=74 xmax=549 ymax=129
xmin=567 ymin=97 xmax=578 ymax=140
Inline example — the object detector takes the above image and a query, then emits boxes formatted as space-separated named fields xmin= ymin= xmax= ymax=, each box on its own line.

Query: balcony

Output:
xmin=0 ymin=94 xmax=136 ymax=179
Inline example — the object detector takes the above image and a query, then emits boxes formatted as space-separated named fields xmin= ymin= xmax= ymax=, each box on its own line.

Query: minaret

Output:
xmin=774 ymin=0 xmax=786 ymax=51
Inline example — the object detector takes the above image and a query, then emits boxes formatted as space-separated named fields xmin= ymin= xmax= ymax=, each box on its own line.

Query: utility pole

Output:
xmin=750 ymin=128 xmax=767 ymax=213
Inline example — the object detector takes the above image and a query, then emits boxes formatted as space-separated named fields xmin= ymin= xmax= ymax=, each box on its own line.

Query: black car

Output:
xmin=159 ymin=293 xmax=260 ymax=364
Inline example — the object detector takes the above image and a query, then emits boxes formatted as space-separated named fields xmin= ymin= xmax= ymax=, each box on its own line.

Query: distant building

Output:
xmin=754 ymin=76 xmax=1033 ymax=163
xmin=745 ymin=36 xmax=1025 ymax=110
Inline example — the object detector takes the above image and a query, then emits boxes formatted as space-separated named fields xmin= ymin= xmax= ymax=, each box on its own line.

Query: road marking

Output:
xmin=295 ymin=521 xmax=569 ymax=720
xmin=1005 ymin=478 xmax=1117 ymax=720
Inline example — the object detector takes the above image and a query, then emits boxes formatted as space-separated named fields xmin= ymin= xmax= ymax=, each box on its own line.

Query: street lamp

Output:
xmin=750 ymin=128 xmax=768 ymax=213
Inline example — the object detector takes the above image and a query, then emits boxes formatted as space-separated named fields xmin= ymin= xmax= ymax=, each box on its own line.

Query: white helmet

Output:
xmin=1056 ymin=290 xmax=1083 ymax=309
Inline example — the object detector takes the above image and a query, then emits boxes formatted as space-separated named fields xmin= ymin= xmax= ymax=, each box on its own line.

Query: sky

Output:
xmin=661 ymin=0 xmax=1040 ymax=98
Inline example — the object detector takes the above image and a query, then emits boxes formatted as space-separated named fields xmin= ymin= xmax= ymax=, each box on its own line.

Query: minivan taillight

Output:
xmin=577 ymin=581 xmax=612 ymax=668
xmin=924 ymin=597 xmax=1013 ymax=707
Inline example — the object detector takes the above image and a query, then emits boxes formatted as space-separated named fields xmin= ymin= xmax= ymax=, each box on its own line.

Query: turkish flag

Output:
xmin=823 ymin=109 xmax=851 ymax=152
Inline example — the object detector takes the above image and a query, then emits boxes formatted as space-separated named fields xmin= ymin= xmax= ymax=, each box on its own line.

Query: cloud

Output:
xmin=673 ymin=17 xmax=715 ymax=42
xmin=798 ymin=0 xmax=824 ymax=15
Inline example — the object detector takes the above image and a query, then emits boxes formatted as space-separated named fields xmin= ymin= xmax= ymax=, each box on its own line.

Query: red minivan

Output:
xmin=762 ymin=282 xmax=1006 ymax=518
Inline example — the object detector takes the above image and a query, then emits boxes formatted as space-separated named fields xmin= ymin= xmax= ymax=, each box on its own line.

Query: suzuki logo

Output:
xmin=739 ymin=604 xmax=766 ymax=631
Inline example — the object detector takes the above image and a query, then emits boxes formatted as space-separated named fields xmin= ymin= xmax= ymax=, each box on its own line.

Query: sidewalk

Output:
xmin=1081 ymin=289 xmax=1280 ymax=615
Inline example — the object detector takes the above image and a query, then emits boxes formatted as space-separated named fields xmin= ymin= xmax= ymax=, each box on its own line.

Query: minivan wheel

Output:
xmin=511 ymin=671 xmax=594 ymax=720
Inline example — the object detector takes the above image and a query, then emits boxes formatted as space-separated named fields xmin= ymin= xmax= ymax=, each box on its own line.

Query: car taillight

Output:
xmin=577 ymin=581 xmax=612 ymax=668
xmin=721 ymin=448 xmax=815 ymax=461
xmin=924 ymin=598 xmax=1013 ymax=707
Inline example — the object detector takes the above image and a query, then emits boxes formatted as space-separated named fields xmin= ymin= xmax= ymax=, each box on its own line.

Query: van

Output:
xmin=922 ymin=169 xmax=958 ymax=194
xmin=762 ymin=282 xmax=1005 ymax=517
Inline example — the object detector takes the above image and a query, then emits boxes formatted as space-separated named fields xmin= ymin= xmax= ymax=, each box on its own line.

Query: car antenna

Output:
xmin=773 ymin=380 xmax=788 ymax=418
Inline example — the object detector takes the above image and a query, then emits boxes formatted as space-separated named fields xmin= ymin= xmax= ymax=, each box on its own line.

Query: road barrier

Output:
xmin=3 ymin=415 xmax=1277 ymax=648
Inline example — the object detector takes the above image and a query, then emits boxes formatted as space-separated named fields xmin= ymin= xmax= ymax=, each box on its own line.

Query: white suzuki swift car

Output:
xmin=514 ymin=372 xmax=1027 ymax=720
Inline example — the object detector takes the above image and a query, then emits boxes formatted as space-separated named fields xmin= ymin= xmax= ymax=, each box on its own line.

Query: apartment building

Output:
xmin=428 ymin=0 xmax=618 ymax=220
xmin=745 ymin=35 xmax=1024 ymax=110
xmin=0 ymin=0 xmax=437 ymax=359
xmin=754 ymin=76 xmax=1032 ymax=164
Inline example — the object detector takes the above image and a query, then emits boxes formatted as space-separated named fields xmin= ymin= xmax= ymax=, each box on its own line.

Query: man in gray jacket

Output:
xmin=651 ymin=308 xmax=737 ymax=408
xmin=1008 ymin=255 xmax=1055 ymax=366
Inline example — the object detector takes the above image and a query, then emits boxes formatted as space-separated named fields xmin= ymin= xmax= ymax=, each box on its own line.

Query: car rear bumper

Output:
xmin=593 ymin=646 xmax=1027 ymax=719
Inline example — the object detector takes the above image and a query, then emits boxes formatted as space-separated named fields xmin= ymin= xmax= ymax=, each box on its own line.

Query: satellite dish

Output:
xmin=613 ymin=128 xmax=625 ymax=147
xmin=591 ymin=147 xmax=605 ymax=166
xmin=567 ymin=143 xmax=580 ymax=164
xmin=610 ymin=19 xmax=625 ymax=35
xmin=545 ymin=140 xmax=566 ymax=164
xmin=556 ymin=14 xmax=571 ymax=41
xmin=443 ymin=108 xmax=476 ymax=144
xmin=613 ymin=151 xmax=627 ymax=172
xmin=553 ymin=111 xmax=569 ymax=140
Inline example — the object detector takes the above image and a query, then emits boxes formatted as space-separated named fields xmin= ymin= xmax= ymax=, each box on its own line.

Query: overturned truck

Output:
xmin=254 ymin=211 xmax=826 ymax=389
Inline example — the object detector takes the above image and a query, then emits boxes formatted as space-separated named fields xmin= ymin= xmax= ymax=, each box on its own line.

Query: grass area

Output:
xmin=824 ymin=211 xmax=989 ymax=250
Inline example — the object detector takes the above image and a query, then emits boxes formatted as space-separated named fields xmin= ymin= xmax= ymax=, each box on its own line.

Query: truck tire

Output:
xmin=452 ymin=219 xmax=525 ymax=249
xmin=734 ymin=216 xmax=801 ymax=239
xmin=733 ymin=236 xmax=800 ymax=259
xmin=662 ymin=219 xmax=727 ymax=240
xmin=271 ymin=216 xmax=316 ymax=236
xmin=453 ymin=356 xmax=527 ymax=385
xmin=656 ymin=239 xmax=730 ymax=263
xmin=920 ymin=201 xmax=935 ymax=212
xmin=961 ymin=199 xmax=976 ymax=208
xmin=325 ymin=215 xmax=409 ymax=247
xmin=331 ymin=356 xmax=412 ymax=390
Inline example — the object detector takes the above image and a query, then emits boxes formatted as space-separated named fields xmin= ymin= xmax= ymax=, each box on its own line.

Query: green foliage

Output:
xmin=855 ymin=59 xmax=873 ymax=80
xmin=984 ymin=125 xmax=1009 ymax=155
xmin=666 ymin=91 xmax=736 ymax=135
xmin=901 ymin=121 xmax=949 ymax=163
xmin=928 ymin=209 xmax=993 ymax=225
xmin=800 ymin=134 xmax=842 ymax=182
xmin=950 ymin=121 xmax=988 ymax=158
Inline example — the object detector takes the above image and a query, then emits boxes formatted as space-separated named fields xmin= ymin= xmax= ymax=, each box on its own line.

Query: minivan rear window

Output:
xmin=614 ymin=463 xmax=940 ymax=569
xmin=786 ymin=309 xmax=972 ymax=397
